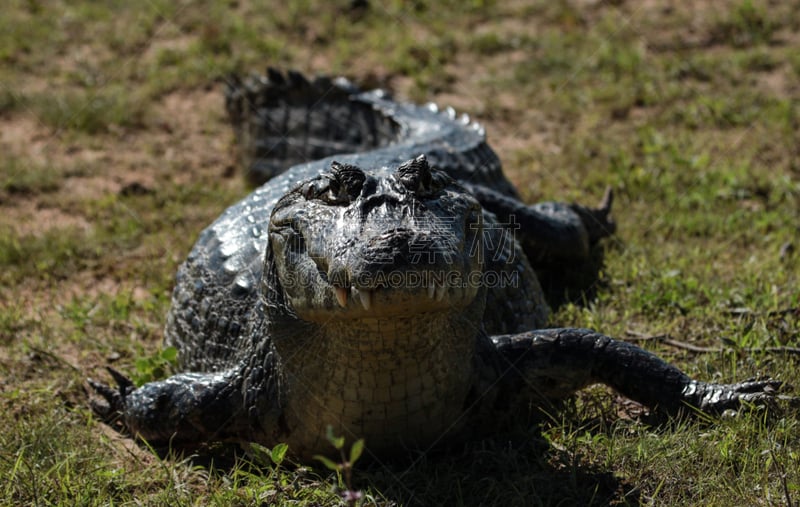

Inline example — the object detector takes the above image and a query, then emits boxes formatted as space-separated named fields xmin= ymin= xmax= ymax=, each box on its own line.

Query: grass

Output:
xmin=1 ymin=0 xmax=799 ymax=505
xmin=28 ymin=87 xmax=150 ymax=134
xmin=1 ymin=156 xmax=61 ymax=194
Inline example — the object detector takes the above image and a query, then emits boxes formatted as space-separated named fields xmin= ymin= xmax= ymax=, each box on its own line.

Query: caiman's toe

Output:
xmin=691 ymin=377 xmax=797 ymax=415
xmin=87 ymin=378 xmax=118 ymax=419
xmin=729 ymin=378 xmax=788 ymax=394
xmin=87 ymin=367 xmax=136 ymax=427
xmin=740 ymin=379 xmax=800 ymax=409
xmin=106 ymin=366 xmax=136 ymax=395
xmin=570 ymin=186 xmax=616 ymax=244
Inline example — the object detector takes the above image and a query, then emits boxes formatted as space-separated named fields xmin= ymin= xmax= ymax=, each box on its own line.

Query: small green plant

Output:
xmin=314 ymin=426 xmax=365 ymax=506
xmin=132 ymin=346 xmax=178 ymax=385
xmin=249 ymin=441 xmax=289 ymax=469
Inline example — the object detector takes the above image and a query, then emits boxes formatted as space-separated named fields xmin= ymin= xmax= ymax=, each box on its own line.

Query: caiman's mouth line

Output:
xmin=332 ymin=282 xmax=452 ymax=311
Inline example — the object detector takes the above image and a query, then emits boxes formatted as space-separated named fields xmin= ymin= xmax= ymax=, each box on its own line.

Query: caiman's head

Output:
xmin=266 ymin=155 xmax=485 ymax=323
xmin=265 ymin=155 xmax=490 ymax=455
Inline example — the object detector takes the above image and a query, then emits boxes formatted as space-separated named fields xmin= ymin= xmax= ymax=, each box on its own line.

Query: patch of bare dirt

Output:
xmin=1 ymin=86 xmax=232 ymax=233
xmin=0 ymin=85 xmax=237 ymax=396
xmin=757 ymin=66 xmax=795 ymax=99
xmin=0 ymin=201 xmax=93 ymax=237
xmin=152 ymin=88 xmax=232 ymax=182
xmin=63 ymin=273 xmax=154 ymax=305
xmin=139 ymin=29 xmax=194 ymax=65
xmin=1 ymin=115 xmax=55 ymax=166
xmin=96 ymin=422 xmax=161 ymax=468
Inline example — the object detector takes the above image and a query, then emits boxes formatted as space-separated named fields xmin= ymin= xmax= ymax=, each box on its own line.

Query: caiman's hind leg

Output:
xmin=492 ymin=328 xmax=792 ymax=417
xmin=462 ymin=183 xmax=615 ymax=305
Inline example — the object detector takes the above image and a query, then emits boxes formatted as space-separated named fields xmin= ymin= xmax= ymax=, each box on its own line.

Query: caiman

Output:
xmin=90 ymin=69 xmax=789 ymax=459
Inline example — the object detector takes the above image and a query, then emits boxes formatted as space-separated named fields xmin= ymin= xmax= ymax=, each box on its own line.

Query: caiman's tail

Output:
xmin=225 ymin=68 xmax=402 ymax=186
xmin=225 ymin=68 xmax=519 ymax=197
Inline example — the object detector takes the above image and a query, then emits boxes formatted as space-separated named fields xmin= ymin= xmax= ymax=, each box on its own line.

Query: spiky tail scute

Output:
xmin=225 ymin=68 xmax=401 ymax=185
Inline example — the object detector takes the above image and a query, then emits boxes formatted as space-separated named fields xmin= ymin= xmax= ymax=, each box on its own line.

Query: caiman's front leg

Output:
xmin=492 ymin=328 xmax=791 ymax=416
xmin=462 ymin=183 xmax=615 ymax=264
xmin=88 ymin=367 xmax=275 ymax=448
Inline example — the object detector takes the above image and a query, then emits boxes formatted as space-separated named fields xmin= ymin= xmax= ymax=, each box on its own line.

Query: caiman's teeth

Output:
xmin=435 ymin=283 xmax=446 ymax=302
xmin=334 ymin=287 xmax=348 ymax=308
xmin=359 ymin=289 xmax=372 ymax=311
xmin=427 ymin=284 xmax=436 ymax=300
xmin=351 ymin=286 xmax=373 ymax=311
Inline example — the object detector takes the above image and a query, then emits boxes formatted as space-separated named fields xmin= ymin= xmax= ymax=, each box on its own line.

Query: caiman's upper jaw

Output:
xmin=312 ymin=216 xmax=483 ymax=317
xmin=269 ymin=228 xmax=483 ymax=320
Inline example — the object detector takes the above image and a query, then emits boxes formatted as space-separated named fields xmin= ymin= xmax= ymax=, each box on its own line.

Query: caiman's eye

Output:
xmin=302 ymin=180 xmax=321 ymax=201
xmin=327 ymin=178 xmax=342 ymax=200
xmin=302 ymin=161 xmax=366 ymax=204
xmin=302 ymin=176 xmax=348 ymax=204
xmin=396 ymin=154 xmax=449 ymax=197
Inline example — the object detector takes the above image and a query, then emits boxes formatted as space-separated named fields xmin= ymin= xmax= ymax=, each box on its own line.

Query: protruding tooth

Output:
xmin=445 ymin=106 xmax=456 ymax=119
xmin=427 ymin=283 xmax=436 ymax=300
xmin=435 ymin=283 xmax=446 ymax=302
xmin=334 ymin=287 xmax=348 ymax=308
xmin=426 ymin=102 xmax=439 ymax=113
xmin=459 ymin=113 xmax=471 ymax=125
xmin=359 ymin=289 xmax=372 ymax=311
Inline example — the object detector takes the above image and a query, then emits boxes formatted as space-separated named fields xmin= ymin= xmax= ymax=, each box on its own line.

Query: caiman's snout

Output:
xmin=326 ymin=218 xmax=478 ymax=312
xmin=269 ymin=155 xmax=484 ymax=320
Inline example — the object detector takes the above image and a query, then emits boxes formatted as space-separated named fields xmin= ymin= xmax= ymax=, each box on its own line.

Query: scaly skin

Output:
xmin=89 ymin=69 xmax=791 ymax=460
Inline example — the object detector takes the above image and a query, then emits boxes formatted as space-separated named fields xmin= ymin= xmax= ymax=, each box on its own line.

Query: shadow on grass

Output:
xmin=142 ymin=425 xmax=640 ymax=506
xmin=134 ymin=431 xmax=641 ymax=507
xmin=535 ymin=240 xmax=617 ymax=311
xmin=357 ymin=430 xmax=640 ymax=507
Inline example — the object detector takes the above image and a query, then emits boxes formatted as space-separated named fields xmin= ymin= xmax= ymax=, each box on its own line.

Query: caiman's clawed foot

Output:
xmin=683 ymin=377 xmax=796 ymax=415
xmin=87 ymin=367 xmax=135 ymax=429
xmin=570 ymin=186 xmax=616 ymax=244
xmin=495 ymin=329 xmax=797 ymax=422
